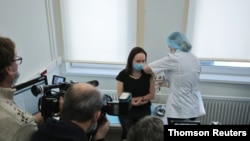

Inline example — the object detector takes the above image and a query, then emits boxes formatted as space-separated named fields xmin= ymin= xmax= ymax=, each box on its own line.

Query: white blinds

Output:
xmin=60 ymin=0 xmax=137 ymax=63
xmin=187 ymin=0 xmax=250 ymax=62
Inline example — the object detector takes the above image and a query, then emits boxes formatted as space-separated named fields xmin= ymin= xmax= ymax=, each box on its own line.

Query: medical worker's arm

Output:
xmin=143 ymin=64 xmax=154 ymax=74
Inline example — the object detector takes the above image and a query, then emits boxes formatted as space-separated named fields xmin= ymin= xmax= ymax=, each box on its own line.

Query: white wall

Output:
xmin=0 ymin=0 xmax=249 ymax=98
xmin=144 ymin=0 xmax=188 ymax=62
xmin=0 ymin=0 xmax=62 ymax=84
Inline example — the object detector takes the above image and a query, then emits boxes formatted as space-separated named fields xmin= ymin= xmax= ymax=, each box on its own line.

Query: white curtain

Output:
xmin=60 ymin=0 xmax=137 ymax=63
xmin=187 ymin=0 xmax=250 ymax=62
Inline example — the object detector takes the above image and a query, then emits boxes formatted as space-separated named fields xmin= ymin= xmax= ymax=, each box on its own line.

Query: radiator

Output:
xmin=200 ymin=95 xmax=250 ymax=125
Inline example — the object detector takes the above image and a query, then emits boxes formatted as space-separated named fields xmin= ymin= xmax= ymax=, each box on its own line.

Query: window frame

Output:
xmin=199 ymin=61 xmax=250 ymax=84
xmin=62 ymin=61 xmax=250 ymax=85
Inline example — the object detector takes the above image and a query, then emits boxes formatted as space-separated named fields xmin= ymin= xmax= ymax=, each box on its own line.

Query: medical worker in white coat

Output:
xmin=143 ymin=31 xmax=205 ymax=125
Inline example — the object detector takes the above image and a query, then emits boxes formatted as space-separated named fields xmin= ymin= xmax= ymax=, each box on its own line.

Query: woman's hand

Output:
xmin=132 ymin=97 xmax=149 ymax=106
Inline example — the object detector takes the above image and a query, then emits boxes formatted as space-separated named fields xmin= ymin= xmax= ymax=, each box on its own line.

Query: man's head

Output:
xmin=0 ymin=36 xmax=21 ymax=87
xmin=127 ymin=116 xmax=164 ymax=141
xmin=60 ymin=83 xmax=103 ymax=131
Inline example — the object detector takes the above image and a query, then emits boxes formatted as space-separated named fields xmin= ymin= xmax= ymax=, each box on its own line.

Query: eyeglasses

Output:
xmin=13 ymin=56 xmax=22 ymax=65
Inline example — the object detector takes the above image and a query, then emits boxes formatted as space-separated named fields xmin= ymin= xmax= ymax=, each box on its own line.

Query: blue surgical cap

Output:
xmin=166 ymin=32 xmax=192 ymax=52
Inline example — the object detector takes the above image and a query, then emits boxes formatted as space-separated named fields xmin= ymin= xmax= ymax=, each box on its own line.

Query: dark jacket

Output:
xmin=31 ymin=118 xmax=90 ymax=141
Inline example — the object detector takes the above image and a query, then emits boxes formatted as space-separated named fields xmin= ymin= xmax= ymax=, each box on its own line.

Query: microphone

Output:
xmin=31 ymin=80 xmax=99 ymax=96
xmin=86 ymin=80 xmax=99 ymax=87
xmin=68 ymin=80 xmax=99 ymax=87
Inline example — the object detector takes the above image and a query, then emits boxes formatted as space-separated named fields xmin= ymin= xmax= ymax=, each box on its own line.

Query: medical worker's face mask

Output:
xmin=133 ymin=63 xmax=145 ymax=71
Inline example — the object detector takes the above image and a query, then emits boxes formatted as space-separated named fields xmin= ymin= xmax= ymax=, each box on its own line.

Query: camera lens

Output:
xmin=102 ymin=94 xmax=112 ymax=105
xmin=31 ymin=85 xmax=43 ymax=96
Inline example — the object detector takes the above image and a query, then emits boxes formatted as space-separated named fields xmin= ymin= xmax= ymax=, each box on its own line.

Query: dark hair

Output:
xmin=125 ymin=47 xmax=147 ymax=74
xmin=0 ymin=36 xmax=16 ymax=82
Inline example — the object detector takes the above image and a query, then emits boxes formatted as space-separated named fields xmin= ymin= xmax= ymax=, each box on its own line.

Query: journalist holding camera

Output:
xmin=0 ymin=36 xmax=109 ymax=141
xmin=0 ymin=36 xmax=43 ymax=141
xmin=31 ymin=82 xmax=110 ymax=141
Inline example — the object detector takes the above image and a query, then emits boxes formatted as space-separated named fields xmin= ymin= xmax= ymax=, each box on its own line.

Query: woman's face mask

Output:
xmin=133 ymin=63 xmax=145 ymax=71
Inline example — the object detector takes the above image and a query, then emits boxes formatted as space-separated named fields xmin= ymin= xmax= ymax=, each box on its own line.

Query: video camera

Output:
xmin=102 ymin=92 xmax=132 ymax=116
xmin=31 ymin=75 xmax=99 ymax=119
xmin=31 ymin=75 xmax=132 ymax=120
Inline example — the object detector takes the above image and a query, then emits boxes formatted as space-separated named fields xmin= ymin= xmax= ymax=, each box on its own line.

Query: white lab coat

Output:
xmin=149 ymin=50 xmax=205 ymax=119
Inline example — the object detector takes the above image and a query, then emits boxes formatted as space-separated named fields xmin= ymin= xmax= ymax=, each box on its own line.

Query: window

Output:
xmin=187 ymin=0 xmax=250 ymax=84
xmin=59 ymin=0 xmax=250 ymax=84
xmin=60 ymin=0 xmax=137 ymax=63
xmin=187 ymin=0 xmax=250 ymax=62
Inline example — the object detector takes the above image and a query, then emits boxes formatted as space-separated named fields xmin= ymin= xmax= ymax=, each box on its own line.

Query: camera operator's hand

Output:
xmin=93 ymin=116 xmax=110 ymax=141
xmin=34 ymin=112 xmax=44 ymax=124
xmin=59 ymin=96 xmax=64 ymax=113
